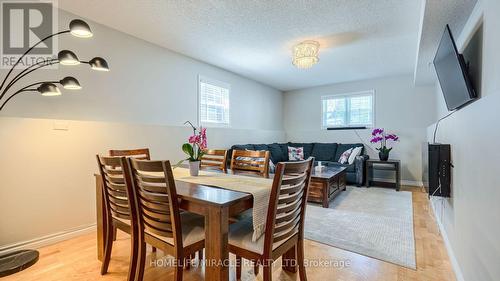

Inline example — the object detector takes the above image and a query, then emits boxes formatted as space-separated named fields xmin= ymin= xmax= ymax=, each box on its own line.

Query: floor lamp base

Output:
xmin=0 ymin=249 xmax=39 ymax=277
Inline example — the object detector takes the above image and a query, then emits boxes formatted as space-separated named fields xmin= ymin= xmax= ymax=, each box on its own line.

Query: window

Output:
xmin=199 ymin=76 xmax=230 ymax=126
xmin=321 ymin=91 xmax=374 ymax=128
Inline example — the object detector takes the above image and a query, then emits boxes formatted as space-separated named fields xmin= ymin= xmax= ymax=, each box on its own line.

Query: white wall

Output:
xmin=428 ymin=1 xmax=500 ymax=281
xmin=0 ymin=10 xmax=284 ymax=247
xmin=284 ymin=75 xmax=436 ymax=183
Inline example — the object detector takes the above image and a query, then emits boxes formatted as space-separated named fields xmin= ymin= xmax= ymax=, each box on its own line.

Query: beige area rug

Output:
xmin=304 ymin=186 xmax=416 ymax=269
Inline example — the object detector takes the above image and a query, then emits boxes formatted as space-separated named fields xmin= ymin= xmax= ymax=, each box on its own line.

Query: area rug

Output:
xmin=304 ymin=186 xmax=416 ymax=269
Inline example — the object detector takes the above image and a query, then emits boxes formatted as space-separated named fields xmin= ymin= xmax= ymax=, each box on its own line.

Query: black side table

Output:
xmin=365 ymin=159 xmax=401 ymax=191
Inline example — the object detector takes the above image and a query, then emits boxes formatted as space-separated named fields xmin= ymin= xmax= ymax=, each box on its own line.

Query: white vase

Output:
xmin=189 ymin=161 xmax=200 ymax=176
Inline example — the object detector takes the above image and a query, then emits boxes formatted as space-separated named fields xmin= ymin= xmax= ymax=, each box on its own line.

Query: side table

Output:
xmin=365 ymin=159 xmax=401 ymax=191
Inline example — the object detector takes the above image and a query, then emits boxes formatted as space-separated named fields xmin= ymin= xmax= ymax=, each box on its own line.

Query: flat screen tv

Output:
xmin=433 ymin=25 xmax=477 ymax=111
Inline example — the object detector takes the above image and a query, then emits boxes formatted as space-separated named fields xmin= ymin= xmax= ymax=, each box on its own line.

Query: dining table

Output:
xmin=94 ymin=169 xmax=298 ymax=281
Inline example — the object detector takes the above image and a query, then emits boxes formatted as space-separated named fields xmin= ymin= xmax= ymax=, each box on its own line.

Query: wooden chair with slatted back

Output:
xmin=230 ymin=149 xmax=270 ymax=178
xmin=108 ymin=148 xmax=155 ymax=251
xmin=96 ymin=156 xmax=138 ymax=281
xmin=201 ymin=149 xmax=228 ymax=172
xmin=229 ymin=158 xmax=314 ymax=281
xmin=109 ymin=148 xmax=151 ymax=160
xmin=128 ymin=158 xmax=205 ymax=281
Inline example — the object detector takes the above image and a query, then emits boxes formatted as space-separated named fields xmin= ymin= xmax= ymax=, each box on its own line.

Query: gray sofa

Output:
xmin=228 ymin=142 xmax=369 ymax=186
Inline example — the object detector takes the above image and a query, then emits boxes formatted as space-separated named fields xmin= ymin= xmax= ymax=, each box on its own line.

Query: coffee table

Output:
xmin=307 ymin=166 xmax=347 ymax=208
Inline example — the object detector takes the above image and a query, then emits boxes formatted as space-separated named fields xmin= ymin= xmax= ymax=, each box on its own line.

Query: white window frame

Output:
xmin=321 ymin=90 xmax=375 ymax=129
xmin=198 ymin=75 xmax=231 ymax=128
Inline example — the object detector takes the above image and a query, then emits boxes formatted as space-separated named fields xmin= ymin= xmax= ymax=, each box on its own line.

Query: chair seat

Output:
xmin=146 ymin=212 xmax=205 ymax=246
xmin=228 ymin=217 xmax=290 ymax=255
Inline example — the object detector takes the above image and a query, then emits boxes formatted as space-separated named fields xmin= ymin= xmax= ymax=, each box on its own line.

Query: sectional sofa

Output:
xmin=228 ymin=142 xmax=369 ymax=186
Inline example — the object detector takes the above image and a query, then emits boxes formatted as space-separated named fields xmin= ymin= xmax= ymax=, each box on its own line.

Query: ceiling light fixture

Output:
xmin=292 ymin=40 xmax=320 ymax=69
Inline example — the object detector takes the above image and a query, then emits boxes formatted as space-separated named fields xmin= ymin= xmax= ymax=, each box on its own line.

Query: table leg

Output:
xmin=282 ymin=245 xmax=297 ymax=273
xmin=322 ymin=182 xmax=329 ymax=208
xmin=365 ymin=163 xmax=370 ymax=187
xmin=205 ymin=206 xmax=229 ymax=281
xmin=95 ymin=175 xmax=105 ymax=261
xmin=396 ymin=163 xmax=401 ymax=191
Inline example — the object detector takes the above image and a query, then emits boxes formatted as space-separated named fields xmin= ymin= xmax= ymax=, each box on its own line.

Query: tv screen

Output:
xmin=433 ymin=25 xmax=476 ymax=111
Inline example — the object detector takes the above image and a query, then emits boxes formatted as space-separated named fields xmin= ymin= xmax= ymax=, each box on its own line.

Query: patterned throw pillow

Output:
xmin=288 ymin=146 xmax=304 ymax=161
xmin=338 ymin=148 xmax=353 ymax=164
xmin=348 ymin=146 xmax=363 ymax=165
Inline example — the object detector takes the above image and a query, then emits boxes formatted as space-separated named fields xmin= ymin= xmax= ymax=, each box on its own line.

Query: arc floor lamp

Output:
xmin=0 ymin=19 xmax=109 ymax=111
xmin=0 ymin=19 xmax=109 ymax=277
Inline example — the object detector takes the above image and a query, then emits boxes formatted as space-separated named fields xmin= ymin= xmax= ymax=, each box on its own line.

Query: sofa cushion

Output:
xmin=334 ymin=143 xmax=365 ymax=161
xmin=288 ymin=143 xmax=314 ymax=159
xmin=232 ymin=144 xmax=255 ymax=151
xmin=253 ymin=144 xmax=269 ymax=151
xmin=268 ymin=143 xmax=287 ymax=163
xmin=311 ymin=143 xmax=338 ymax=161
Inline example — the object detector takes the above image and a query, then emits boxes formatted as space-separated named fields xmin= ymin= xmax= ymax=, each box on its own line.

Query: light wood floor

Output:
xmin=4 ymin=187 xmax=455 ymax=281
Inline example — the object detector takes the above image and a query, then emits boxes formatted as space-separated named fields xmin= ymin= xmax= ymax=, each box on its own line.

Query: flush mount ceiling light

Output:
xmin=292 ymin=40 xmax=320 ymax=69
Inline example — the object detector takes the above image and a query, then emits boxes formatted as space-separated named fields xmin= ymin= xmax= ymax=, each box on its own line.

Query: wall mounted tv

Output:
xmin=433 ymin=25 xmax=477 ymax=111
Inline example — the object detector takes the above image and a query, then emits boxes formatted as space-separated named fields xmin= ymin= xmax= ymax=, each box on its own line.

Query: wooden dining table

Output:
xmin=94 ymin=171 xmax=297 ymax=281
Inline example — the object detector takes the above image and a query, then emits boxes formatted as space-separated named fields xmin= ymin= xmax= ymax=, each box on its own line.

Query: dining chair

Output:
xmin=109 ymin=148 xmax=151 ymax=160
xmin=229 ymin=158 xmax=314 ymax=281
xmin=128 ymin=158 xmax=205 ymax=281
xmin=201 ymin=149 xmax=228 ymax=172
xmin=108 ymin=148 xmax=155 ymax=252
xmin=230 ymin=149 xmax=270 ymax=178
xmin=96 ymin=156 xmax=139 ymax=281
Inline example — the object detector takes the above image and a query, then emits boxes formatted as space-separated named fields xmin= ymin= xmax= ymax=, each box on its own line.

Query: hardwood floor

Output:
xmin=3 ymin=187 xmax=455 ymax=281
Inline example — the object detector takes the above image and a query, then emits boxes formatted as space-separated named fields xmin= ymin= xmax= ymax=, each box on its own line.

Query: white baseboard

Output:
xmin=0 ymin=223 xmax=96 ymax=255
xmin=371 ymin=177 xmax=423 ymax=187
xmin=429 ymin=198 xmax=465 ymax=281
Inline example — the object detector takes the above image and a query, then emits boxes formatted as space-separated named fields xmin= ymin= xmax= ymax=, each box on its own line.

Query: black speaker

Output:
xmin=427 ymin=143 xmax=451 ymax=197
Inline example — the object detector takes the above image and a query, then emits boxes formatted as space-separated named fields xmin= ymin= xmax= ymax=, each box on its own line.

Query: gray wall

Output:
xmin=428 ymin=1 xmax=500 ymax=280
xmin=284 ymin=75 xmax=436 ymax=184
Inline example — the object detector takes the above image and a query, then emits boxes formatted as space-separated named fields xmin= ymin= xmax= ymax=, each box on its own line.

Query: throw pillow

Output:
xmin=268 ymin=160 xmax=276 ymax=173
xmin=288 ymin=146 xmax=304 ymax=161
xmin=348 ymin=146 xmax=363 ymax=165
xmin=338 ymin=148 xmax=353 ymax=164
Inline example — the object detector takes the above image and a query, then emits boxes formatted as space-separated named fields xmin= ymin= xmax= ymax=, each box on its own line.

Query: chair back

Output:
xmin=263 ymin=158 xmax=314 ymax=256
xmin=109 ymin=148 xmax=151 ymax=160
xmin=96 ymin=156 xmax=137 ymax=222
xmin=127 ymin=159 xmax=183 ymax=248
xmin=230 ymin=149 xmax=270 ymax=178
xmin=201 ymin=149 xmax=228 ymax=172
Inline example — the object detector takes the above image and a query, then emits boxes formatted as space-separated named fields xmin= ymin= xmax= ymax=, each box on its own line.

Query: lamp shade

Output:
xmin=38 ymin=83 xmax=61 ymax=96
xmin=89 ymin=57 xmax=110 ymax=71
xmin=58 ymin=50 xmax=80 ymax=65
xmin=69 ymin=19 xmax=93 ymax=38
xmin=60 ymin=76 xmax=82 ymax=90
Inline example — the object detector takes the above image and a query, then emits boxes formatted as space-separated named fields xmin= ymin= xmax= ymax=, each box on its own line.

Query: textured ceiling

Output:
xmin=414 ymin=0 xmax=478 ymax=85
xmin=57 ymin=0 xmax=423 ymax=91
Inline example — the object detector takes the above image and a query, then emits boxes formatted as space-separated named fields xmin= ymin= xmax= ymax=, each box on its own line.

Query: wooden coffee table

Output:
xmin=307 ymin=166 xmax=347 ymax=208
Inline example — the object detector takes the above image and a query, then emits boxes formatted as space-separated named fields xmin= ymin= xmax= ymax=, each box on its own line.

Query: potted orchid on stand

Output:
xmin=180 ymin=121 xmax=207 ymax=176
xmin=370 ymin=128 xmax=399 ymax=161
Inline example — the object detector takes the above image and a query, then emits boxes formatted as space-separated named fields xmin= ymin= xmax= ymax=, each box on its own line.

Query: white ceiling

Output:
xmin=414 ymin=0 xmax=478 ymax=85
xmin=57 ymin=0 xmax=423 ymax=91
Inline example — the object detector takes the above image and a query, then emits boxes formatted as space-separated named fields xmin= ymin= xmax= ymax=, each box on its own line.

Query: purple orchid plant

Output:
xmin=370 ymin=128 xmax=399 ymax=155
